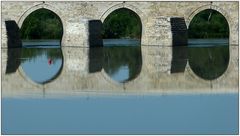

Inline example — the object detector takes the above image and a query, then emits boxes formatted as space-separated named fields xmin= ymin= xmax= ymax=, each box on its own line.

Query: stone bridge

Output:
xmin=1 ymin=1 xmax=239 ymax=46
xmin=1 ymin=1 xmax=239 ymax=97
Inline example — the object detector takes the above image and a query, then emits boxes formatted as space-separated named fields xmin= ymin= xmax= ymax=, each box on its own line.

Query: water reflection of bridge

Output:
xmin=2 ymin=44 xmax=238 ymax=98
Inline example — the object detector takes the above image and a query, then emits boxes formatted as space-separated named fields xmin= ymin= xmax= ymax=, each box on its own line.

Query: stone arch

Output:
xmin=17 ymin=3 xmax=65 ymax=85
xmin=186 ymin=4 xmax=230 ymax=29
xmin=100 ymin=4 xmax=144 ymax=84
xmin=186 ymin=4 xmax=233 ymax=82
xmin=17 ymin=3 xmax=66 ymax=44
xmin=100 ymin=3 xmax=147 ymax=42
xmin=186 ymin=4 xmax=234 ymax=43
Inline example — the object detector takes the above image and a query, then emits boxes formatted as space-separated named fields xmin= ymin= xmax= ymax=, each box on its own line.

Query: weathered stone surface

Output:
xmin=1 ymin=1 xmax=238 ymax=47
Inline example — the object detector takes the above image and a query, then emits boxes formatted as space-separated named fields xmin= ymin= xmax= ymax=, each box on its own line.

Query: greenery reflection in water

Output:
xmin=20 ymin=47 xmax=63 ymax=84
xmin=188 ymin=45 xmax=229 ymax=80
xmin=103 ymin=46 xmax=142 ymax=83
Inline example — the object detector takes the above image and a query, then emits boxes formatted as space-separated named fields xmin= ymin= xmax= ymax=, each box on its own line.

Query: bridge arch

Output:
xmin=186 ymin=4 xmax=234 ymax=44
xmin=186 ymin=4 xmax=233 ymax=82
xmin=17 ymin=3 xmax=66 ymax=43
xmin=100 ymin=3 xmax=146 ymax=41
xmin=17 ymin=3 xmax=65 ymax=85
xmin=100 ymin=3 xmax=144 ymax=84
xmin=186 ymin=4 xmax=230 ymax=29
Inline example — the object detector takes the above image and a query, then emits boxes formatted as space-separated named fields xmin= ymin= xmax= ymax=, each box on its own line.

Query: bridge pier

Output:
xmin=62 ymin=18 xmax=89 ymax=47
xmin=144 ymin=16 xmax=188 ymax=46
xmin=61 ymin=19 xmax=103 ymax=47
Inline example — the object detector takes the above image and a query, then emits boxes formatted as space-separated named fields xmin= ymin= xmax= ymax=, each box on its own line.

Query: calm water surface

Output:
xmin=188 ymin=39 xmax=229 ymax=80
xmin=17 ymin=39 xmax=229 ymax=82
xmin=2 ymin=94 xmax=238 ymax=134
xmin=2 ymin=39 xmax=237 ymax=134
xmin=20 ymin=48 xmax=63 ymax=83
xmin=19 ymin=39 xmax=142 ymax=83
xmin=103 ymin=45 xmax=142 ymax=82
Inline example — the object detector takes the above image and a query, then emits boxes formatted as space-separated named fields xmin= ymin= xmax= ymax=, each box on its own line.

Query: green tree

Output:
xmin=102 ymin=8 xmax=142 ymax=39
xmin=188 ymin=9 xmax=229 ymax=39
xmin=20 ymin=8 xmax=63 ymax=39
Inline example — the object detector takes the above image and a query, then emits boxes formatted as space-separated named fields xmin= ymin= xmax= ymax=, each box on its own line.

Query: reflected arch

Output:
xmin=187 ymin=8 xmax=230 ymax=80
xmin=18 ymin=48 xmax=64 ymax=85
xmin=102 ymin=46 xmax=142 ymax=83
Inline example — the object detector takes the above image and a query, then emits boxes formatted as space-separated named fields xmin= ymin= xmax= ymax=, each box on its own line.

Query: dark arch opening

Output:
xmin=188 ymin=9 xmax=229 ymax=80
xmin=20 ymin=8 xmax=63 ymax=40
xmin=102 ymin=8 xmax=142 ymax=41
xmin=101 ymin=8 xmax=142 ymax=83
xmin=20 ymin=8 xmax=64 ymax=84
xmin=189 ymin=9 xmax=229 ymax=39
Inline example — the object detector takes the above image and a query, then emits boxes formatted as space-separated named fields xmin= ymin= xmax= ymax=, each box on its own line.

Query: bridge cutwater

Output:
xmin=1 ymin=1 xmax=238 ymax=97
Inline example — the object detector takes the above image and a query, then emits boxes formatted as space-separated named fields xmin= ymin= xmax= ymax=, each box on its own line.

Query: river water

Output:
xmin=13 ymin=39 xmax=230 ymax=82
xmin=1 ymin=39 xmax=238 ymax=134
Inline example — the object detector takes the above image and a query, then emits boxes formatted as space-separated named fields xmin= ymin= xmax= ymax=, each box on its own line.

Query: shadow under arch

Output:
xmin=17 ymin=5 xmax=65 ymax=85
xmin=187 ymin=8 xmax=230 ymax=81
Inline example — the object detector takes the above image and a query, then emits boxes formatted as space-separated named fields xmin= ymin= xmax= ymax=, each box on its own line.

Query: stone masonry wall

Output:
xmin=1 ymin=1 xmax=238 ymax=48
